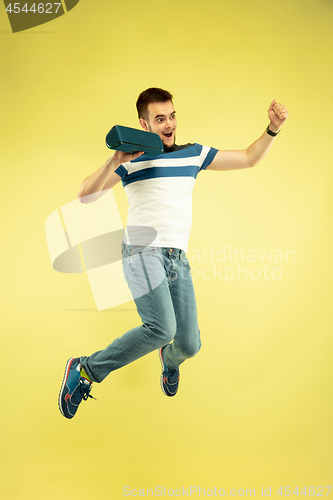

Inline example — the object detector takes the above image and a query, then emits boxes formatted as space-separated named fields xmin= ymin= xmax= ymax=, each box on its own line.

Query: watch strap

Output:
xmin=266 ymin=125 xmax=280 ymax=137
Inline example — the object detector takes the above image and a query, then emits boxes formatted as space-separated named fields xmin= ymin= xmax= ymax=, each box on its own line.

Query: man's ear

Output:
xmin=139 ymin=117 xmax=149 ymax=131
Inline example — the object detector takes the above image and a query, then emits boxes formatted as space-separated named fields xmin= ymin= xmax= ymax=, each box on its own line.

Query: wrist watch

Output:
xmin=266 ymin=125 xmax=280 ymax=137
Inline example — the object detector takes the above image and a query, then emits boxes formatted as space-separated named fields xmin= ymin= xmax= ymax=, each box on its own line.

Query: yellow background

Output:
xmin=1 ymin=0 xmax=332 ymax=498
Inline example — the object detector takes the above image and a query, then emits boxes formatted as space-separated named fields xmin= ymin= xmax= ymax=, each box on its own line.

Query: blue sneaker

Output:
xmin=159 ymin=345 xmax=180 ymax=397
xmin=59 ymin=357 xmax=94 ymax=419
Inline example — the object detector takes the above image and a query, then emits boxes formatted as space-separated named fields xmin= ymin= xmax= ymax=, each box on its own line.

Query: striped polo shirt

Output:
xmin=114 ymin=143 xmax=218 ymax=252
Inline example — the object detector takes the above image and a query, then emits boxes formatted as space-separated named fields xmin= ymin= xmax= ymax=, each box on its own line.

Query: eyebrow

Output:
xmin=154 ymin=111 xmax=176 ymax=119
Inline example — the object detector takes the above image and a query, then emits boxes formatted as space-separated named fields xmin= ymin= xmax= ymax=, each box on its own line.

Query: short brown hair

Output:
xmin=136 ymin=87 xmax=173 ymax=119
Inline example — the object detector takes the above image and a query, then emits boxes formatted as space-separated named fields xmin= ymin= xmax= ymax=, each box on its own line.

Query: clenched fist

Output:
xmin=268 ymin=99 xmax=289 ymax=131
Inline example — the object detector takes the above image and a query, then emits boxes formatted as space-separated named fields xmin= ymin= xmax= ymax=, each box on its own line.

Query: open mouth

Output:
xmin=163 ymin=132 xmax=173 ymax=138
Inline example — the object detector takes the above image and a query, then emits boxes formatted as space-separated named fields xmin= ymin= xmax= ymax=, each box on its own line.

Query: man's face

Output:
xmin=139 ymin=101 xmax=177 ymax=148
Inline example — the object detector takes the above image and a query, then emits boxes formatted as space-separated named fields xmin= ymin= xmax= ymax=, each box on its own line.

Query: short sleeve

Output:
xmin=199 ymin=146 xmax=219 ymax=171
xmin=114 ymin=163 xmax=128 ymax=180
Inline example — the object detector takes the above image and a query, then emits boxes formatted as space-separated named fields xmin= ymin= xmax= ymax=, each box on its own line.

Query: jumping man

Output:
xmin=58 ymin=87 xmax=288 ymax=419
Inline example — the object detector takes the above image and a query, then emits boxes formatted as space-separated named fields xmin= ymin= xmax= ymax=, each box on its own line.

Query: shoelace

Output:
xmin=165 ymin=369 xmax=179 ymax=384
xmin=71 ymin=380 xmax=96 ymax=405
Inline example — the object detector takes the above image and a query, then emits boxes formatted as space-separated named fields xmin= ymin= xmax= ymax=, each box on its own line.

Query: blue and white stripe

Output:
xmin=115 ymin=144 xmax=218 ymax=186
xmin=115 ymin=143 xmax=218 ymax=252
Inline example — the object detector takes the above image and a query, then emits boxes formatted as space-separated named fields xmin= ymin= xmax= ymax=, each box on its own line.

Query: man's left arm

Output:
xmin=207 ymin=99 xmax=289 ymax=171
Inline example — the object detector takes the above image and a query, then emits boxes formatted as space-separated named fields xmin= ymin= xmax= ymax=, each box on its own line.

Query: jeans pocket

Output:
xmin=128 ymin=245 xmax=157 ymax=258
xmin=182 ymin=256 xmax=191 ymax=269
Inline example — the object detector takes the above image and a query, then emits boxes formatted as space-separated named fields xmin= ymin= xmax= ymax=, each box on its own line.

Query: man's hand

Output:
xmin=207 ymin=99 xmax=289 ymax=171
xmin=77 ymin=150 xmax=145 ymax=203
xmin=113 ymin=150 xmax=144 ymax=166
xmin=268 ymin=99 xmax=289 ymax=132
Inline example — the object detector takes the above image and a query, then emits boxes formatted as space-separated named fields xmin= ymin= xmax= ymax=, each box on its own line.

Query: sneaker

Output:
xmin=159 ymin=345 xmax=180 ymax=397
xmin=59 ymin=357 xmax=94 ymax=419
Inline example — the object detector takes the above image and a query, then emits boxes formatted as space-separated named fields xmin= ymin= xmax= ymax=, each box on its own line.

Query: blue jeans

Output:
xmin=80 ymin=242 xmax=201 ymax=383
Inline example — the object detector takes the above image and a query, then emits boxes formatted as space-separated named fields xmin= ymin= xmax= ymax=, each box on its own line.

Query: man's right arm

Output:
xmin=77 ymin=150 xmax=143 ymax=203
